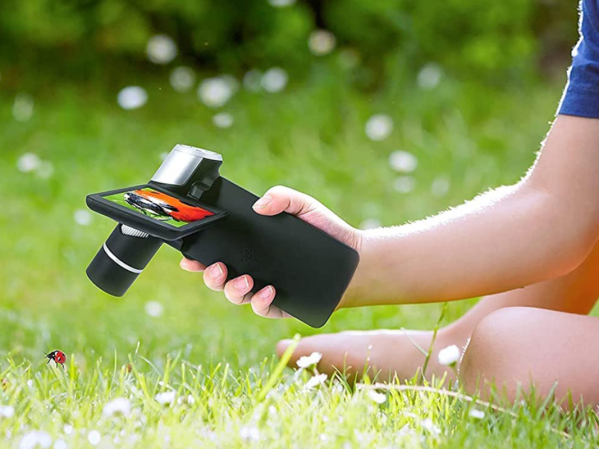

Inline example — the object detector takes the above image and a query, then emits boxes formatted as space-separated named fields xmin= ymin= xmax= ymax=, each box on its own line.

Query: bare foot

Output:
xmin=276 ymin=329 xmax=468 ymax=383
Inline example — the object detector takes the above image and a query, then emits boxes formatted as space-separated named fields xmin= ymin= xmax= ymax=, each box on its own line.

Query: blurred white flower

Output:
xmin=469 ymin=408 xmax=485 ymax=419
xmin=367 ymin=390 xmax=386 ymax=404
xmin=421 ymin=418 xmax=441 ymax=435
xmin=261 ymin=67 xmax=288 ymax=93
xmin=19 ymin=431 xmax=52 ymax=449
xmin=267 ymin=0 xmax=296 ymax=7
xmin=359 ymin=218 xmax=381 ymax=230
xmin=155 ymin=391 xmax=176 ymax=405
xmin=63 ymin=425 xmax=73 ymax=435
xmin=88 ymin=430 xmax=101 ymax=446
xmin=103 ymin=397 xmax=131 ymax=417
xmin=365 ymin=114 xmax=393 ymax=141
xmin=36 ymin=161 xmax=54 ymax=179
xmin=239 ymin=426 xmax=261 ymax=441
xmin=243 ymin=70 xmax=262 ymax=92
xmin=146 ymin=35 xmax=178 ymax=65
xmin=13 ymin=94 xmax=34 ymax=122
xmin=186 ymin=395 xmax=195 ymax=405
xmin=417 ymin=63 xmax=443 ymax=90
xmin=53 ymin=440 xmax=67 ymax=449
xmin=431 ymin=175 xmax=450 ymax=197
xmin=305 ymin=373 xmax=327 ymax=389
xmin=17 ymin=153 xmax=41 ymax=173
xmin=74 ymin=209 xmax=93 ymax=226
xmin=389 ymin=151 xmax=418 ymax=173
xmin=308 ymin=30 xmax=336 ymax=56
xmin=0 ymin=405 xmax=14 ymax=418
xmin=393 ymin=176 xmax=415 ymax=194
xmin=296 ymin=352 xmax=322 ymax=368
xmin=198 ymin=77 xmax=235 ymax=108
xmin=117 ymin=86 xmax=148 ymax=110
xmin=26 ymin=380 xmax=33 ymax=388
xmin=212 ymin=112 xmax=234 ymax=129
xmin=169 ymin=66 xmax=196 ymax=92
xmin=438 ymin=344 xmax=460 ymax=366
xmin=145 ymin=301 xmax=164 ymax=318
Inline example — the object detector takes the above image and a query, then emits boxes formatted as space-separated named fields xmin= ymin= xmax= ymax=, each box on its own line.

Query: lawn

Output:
xmin=1 ymin=73 xmax=597 ymax=447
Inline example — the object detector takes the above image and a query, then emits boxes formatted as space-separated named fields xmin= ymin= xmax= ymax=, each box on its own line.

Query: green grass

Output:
xmin=1 ymin=72 xmax=597 ymax=447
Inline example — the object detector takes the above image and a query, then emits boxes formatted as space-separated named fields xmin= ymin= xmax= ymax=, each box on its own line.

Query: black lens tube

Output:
xmin=86 ymin=224 xmax=162 ymax=296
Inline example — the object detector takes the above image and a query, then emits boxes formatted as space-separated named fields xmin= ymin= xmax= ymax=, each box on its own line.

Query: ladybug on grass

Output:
xmin=45 ymin=350 xmax=66 ymax=369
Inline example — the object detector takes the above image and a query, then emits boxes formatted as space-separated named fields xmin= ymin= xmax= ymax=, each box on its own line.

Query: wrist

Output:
xmin=337 ymin=228 xmax=366 ymax=310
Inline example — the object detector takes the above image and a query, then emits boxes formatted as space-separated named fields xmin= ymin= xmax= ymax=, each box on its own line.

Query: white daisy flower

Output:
xmin=367 ymin=390 xmax=386 ymax=404
xmin=0 ymin=405 xmax=14 ymax=418
xmin=117 ymin=86 xmax=148 ymax=110
xmin=421 ymin=418 xmax=441 ymax=435
xmin=88 ymin=430 xmax=101 ymax=446
xmin=417 ymin=63 xmax=443 ymax=90
xmin=308 ymin=30 xmax=336 ymax=56
xmin=102 ymin=397 xmax=131 ymax=417
xmin=239 ymin=426 xmax=261 ymax=441
xmin=365 ymin=114 xmax=393 ymax=141
xmin=169 ymin=66 xmax=196 ymax=92
xmin=267 ymin=0 xmax=296 ymax=7
xmin=438 ymin=344 xmax=460 ymax=366
xmin=146 ymin=35 xmax=178 ymax=65
xmin=155 ymin=391 xmax=176 ymax=405
xmin=17 ymin=153 xmax=41 ymax=173
xmin=261 ymin=68 xmax=288 ymax=93
xmin=469 ymin=408 xmax=485 ymax=419
xmin=296 ymin=352 xmax=322 ymax=368
xmin=305 ymin=373 xmax=327 ymax=389
xmin=53 ymin=440 xmax=67 ymax=449
xmin=212 ymin=113 xmax=234 ymax=129
xmin=145 ymin=301 xmax=164 ymax=318
xmin=74 ymin=209 xmax=93 ymax=226
xmin=198 ymin=77 xmax=235 ymax=108
xmin=19 ymin=431 xmax=52 ymax=449
xmin=389 ymin=151 xmax=418 ymax=173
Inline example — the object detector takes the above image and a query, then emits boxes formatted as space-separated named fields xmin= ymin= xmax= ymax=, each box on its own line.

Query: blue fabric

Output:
xmin=558 ymin=0 xmax=599 ymax=118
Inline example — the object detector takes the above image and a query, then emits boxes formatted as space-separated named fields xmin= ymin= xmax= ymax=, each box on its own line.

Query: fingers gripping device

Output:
xmin=86 ymin=145 xmax=359 ymax=327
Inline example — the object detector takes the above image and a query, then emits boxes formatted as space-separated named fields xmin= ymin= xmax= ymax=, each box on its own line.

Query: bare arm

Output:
xmin=183 ymin=115 xmax=599 ymax=316
xmin=344 ymin=115 xmax=599 ymax=306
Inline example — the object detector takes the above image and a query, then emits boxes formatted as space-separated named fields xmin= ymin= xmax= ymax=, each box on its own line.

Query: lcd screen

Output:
xmin=103 ymin=188 xmax=215 ymax=228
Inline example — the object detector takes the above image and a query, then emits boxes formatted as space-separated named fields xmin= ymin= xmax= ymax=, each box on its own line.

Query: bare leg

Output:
xmin=277 ymin=239 xmax=599 ymax=382
xmin=460 ymin=307 xmax=599 ymax=405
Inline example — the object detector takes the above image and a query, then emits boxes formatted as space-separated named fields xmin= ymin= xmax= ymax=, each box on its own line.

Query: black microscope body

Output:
xmin=86 ymin=145 xmax=359 ymax=328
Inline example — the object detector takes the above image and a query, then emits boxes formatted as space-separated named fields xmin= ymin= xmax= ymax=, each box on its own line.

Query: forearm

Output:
xmin=342 ymin=116 xmax=599 ymax=308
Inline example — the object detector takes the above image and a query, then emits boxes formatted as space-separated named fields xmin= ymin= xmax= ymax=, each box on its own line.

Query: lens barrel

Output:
xmin=86 ymin=224 xmax=162 ymax=296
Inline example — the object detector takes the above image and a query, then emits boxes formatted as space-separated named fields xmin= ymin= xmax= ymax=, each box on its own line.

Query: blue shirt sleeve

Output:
xmin=558 ymin=0 xmax=599 ymax=118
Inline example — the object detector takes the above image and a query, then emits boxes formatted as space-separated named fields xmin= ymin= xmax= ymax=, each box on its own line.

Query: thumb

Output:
xmin=252 ymin=186 xmax=317 ymax=217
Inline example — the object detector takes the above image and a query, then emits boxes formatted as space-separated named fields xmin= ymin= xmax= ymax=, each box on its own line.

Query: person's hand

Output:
xmin=180 ymin=186 xmax=362 ymax=318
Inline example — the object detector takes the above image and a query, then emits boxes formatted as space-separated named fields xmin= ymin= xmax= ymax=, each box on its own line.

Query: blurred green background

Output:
xmin=0 ymin=0 xmax=581 ymax=369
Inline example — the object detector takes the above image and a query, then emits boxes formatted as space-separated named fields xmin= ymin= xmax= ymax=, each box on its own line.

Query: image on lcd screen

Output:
xmin=103 ymin=188 xmax=214 ymax=228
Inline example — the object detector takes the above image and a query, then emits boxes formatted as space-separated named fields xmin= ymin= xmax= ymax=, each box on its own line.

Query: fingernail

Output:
xmin=235 ymin=276 xmax=250 ymax=290
xmin=261 ymin=286 xmax=273 ymax=300
xmin=208 ymin=264 xmax=224 ymax=279
xmin=253 ymin=195 xmax=272 ymax=210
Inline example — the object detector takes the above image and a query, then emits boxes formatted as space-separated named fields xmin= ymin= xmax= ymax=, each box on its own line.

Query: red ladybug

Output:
xmin=45 ymin=350 xmax=66 ymax=369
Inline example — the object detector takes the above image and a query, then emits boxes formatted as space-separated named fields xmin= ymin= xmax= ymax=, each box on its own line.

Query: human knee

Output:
xmin=460 ymin=307 xmax=539 ymax=394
